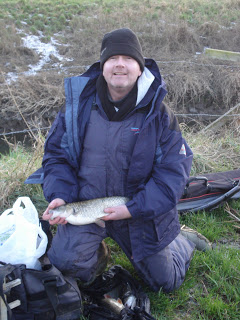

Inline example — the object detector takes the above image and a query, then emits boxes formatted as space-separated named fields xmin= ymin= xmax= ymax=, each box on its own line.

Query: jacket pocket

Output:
xmin=142 ymin=220 xmax=159 ymax=243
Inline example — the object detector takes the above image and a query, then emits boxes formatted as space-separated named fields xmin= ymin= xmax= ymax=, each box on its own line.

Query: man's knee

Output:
xmin=47 ymin=224 xmax=107 ymax=281
xmin=143 ymin=263 xmax=177 ymax=293
xmin=48 ymin=246 xmax=97 ymax=281
xmin=148 ymin=273 xmax=184 ymax=293
xmin=48 ymin=239 xmax=110 ymax=283
xmin=134 ymin=243 xmax=189 ymax=293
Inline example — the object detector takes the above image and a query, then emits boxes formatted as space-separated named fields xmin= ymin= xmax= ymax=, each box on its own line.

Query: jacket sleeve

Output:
xmin=42 ymin=110 xmax=79 ymax=203
xmin=126 ymin=104 xmax=193 ymax=220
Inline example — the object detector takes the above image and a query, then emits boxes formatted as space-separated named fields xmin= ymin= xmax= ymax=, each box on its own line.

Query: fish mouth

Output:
xmin=49 ymin=208 xmax=71 ymax=219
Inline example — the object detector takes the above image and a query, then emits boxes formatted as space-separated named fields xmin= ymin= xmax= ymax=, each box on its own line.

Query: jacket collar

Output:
xmin=136 ymin=67 xmax=155 ymax=105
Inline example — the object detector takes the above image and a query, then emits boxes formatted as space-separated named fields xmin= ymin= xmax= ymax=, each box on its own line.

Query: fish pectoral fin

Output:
xmin=117 ymin=298 xmax=123 ymax=304
xmin=95 ymin=219 xmax=106 ymax=228
xmin=69 ymin=207 xmax=75 ymax=215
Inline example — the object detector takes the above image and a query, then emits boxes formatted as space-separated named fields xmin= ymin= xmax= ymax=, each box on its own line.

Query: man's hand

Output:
xmin=102 ymin=205 xmax=132 ymax=221
xmin=42 ymin=198 xmax=67 ymax=225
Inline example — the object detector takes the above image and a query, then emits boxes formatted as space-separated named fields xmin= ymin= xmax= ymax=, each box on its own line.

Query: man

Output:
xmin=42 ymin=28 xmax=199 ymax=292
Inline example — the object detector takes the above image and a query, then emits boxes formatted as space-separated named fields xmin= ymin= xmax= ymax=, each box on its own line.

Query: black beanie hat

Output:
xmin=100 ymin=28 xmax=145 ymax=71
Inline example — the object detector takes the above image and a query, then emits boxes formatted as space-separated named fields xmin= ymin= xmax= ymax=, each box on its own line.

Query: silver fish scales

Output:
xmin=49 ymin=196 xmax=129 ymax=227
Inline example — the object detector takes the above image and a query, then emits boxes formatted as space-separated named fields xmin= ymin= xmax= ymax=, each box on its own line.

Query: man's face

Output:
xmin=103 ymin=55 xmax=142 ymax=100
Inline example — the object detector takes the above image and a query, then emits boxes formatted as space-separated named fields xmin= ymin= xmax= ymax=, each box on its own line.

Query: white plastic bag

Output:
xmin=0 ymin=197 xmax=48 ymax=269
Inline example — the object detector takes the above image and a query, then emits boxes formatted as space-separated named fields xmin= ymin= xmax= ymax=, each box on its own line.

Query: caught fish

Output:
xmin=49 ymin=196 xmax=129 ymax=227
xmin=100 ymin=294 xmax=125 ymax=315
xmin=104 ymin=283 xmax=137 ymax=310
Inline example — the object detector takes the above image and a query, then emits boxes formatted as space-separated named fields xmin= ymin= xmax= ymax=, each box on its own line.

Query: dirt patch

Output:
xmin=214 ymin=238 xmax=240 ymax=250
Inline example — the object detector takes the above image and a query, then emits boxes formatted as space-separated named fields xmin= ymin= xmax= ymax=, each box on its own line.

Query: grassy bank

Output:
xmin=1 ymin=128 xmax=240 ymax=319
xmin=0 ymin=136 xmax=47 ymax=212
xmin=1 ymin=0 xmax=239 ymax=35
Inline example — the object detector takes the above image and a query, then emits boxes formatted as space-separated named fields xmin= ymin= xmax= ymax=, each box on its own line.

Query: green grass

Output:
xmin=1 ymin=132 xmax=240 ymax=319
xmin=104 ymin=206 xmax=240 ymax=319
xmin=0 ymin=0 xmax=239 ymax=38
xmin=0 ymin=139 xmax=48 ymax=214
xmin=105 ymin=223 xmax=240 ymax=320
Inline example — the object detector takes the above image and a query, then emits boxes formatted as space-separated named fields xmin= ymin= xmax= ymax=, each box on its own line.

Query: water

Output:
xmin=0 ymin=133 xmax=35 ymax=156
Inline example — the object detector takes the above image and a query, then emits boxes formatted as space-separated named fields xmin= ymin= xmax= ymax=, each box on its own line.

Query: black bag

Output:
xmin=81 ymin=265 xmax=156 ymax=320
xmin=177 ymin=169 xmax=240 ymax=214
xmin=0 ymin=262 xmax=82 ymax=320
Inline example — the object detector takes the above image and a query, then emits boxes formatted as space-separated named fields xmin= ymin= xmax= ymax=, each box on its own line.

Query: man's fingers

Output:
xmin=42 ymin=198 xmax=66 ymax=224
xmin=48 ymin=216 xmax=67 ymax=225
xmin=104 ymin=207 xmax=114 ymax=213
xmin=102 ymin=205 xmax=131 ymax=221
xmin=42 ymin=212 xmax=51 ymax=220
xmin=101 ymin=213 xmax=113 ymax=221
xmin=102 ymin=207 xmax=115 ymax=220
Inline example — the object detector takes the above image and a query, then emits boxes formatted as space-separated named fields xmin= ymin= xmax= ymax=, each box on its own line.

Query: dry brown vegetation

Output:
xmin=0 ymin=134 xmax=46 ymax=210
xmin=0 ymin=0 xmax=239 ymax=135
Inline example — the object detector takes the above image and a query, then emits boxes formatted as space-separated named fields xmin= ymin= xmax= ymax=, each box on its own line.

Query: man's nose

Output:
xmin=115 ymin=56 xmax=125 ymax=66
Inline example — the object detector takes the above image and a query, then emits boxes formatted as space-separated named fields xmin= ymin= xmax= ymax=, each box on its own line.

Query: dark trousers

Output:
xmin=47 ymin=220 xmax=195 ymax=292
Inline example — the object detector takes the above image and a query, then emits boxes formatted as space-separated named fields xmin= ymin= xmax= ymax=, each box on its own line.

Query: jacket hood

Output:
xmin=136 ymin=67 xmax=155 ymax=105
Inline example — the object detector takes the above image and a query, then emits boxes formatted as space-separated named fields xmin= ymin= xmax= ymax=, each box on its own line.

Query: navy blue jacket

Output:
xmin=42 ymin=59 xmax=193 ymax=261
